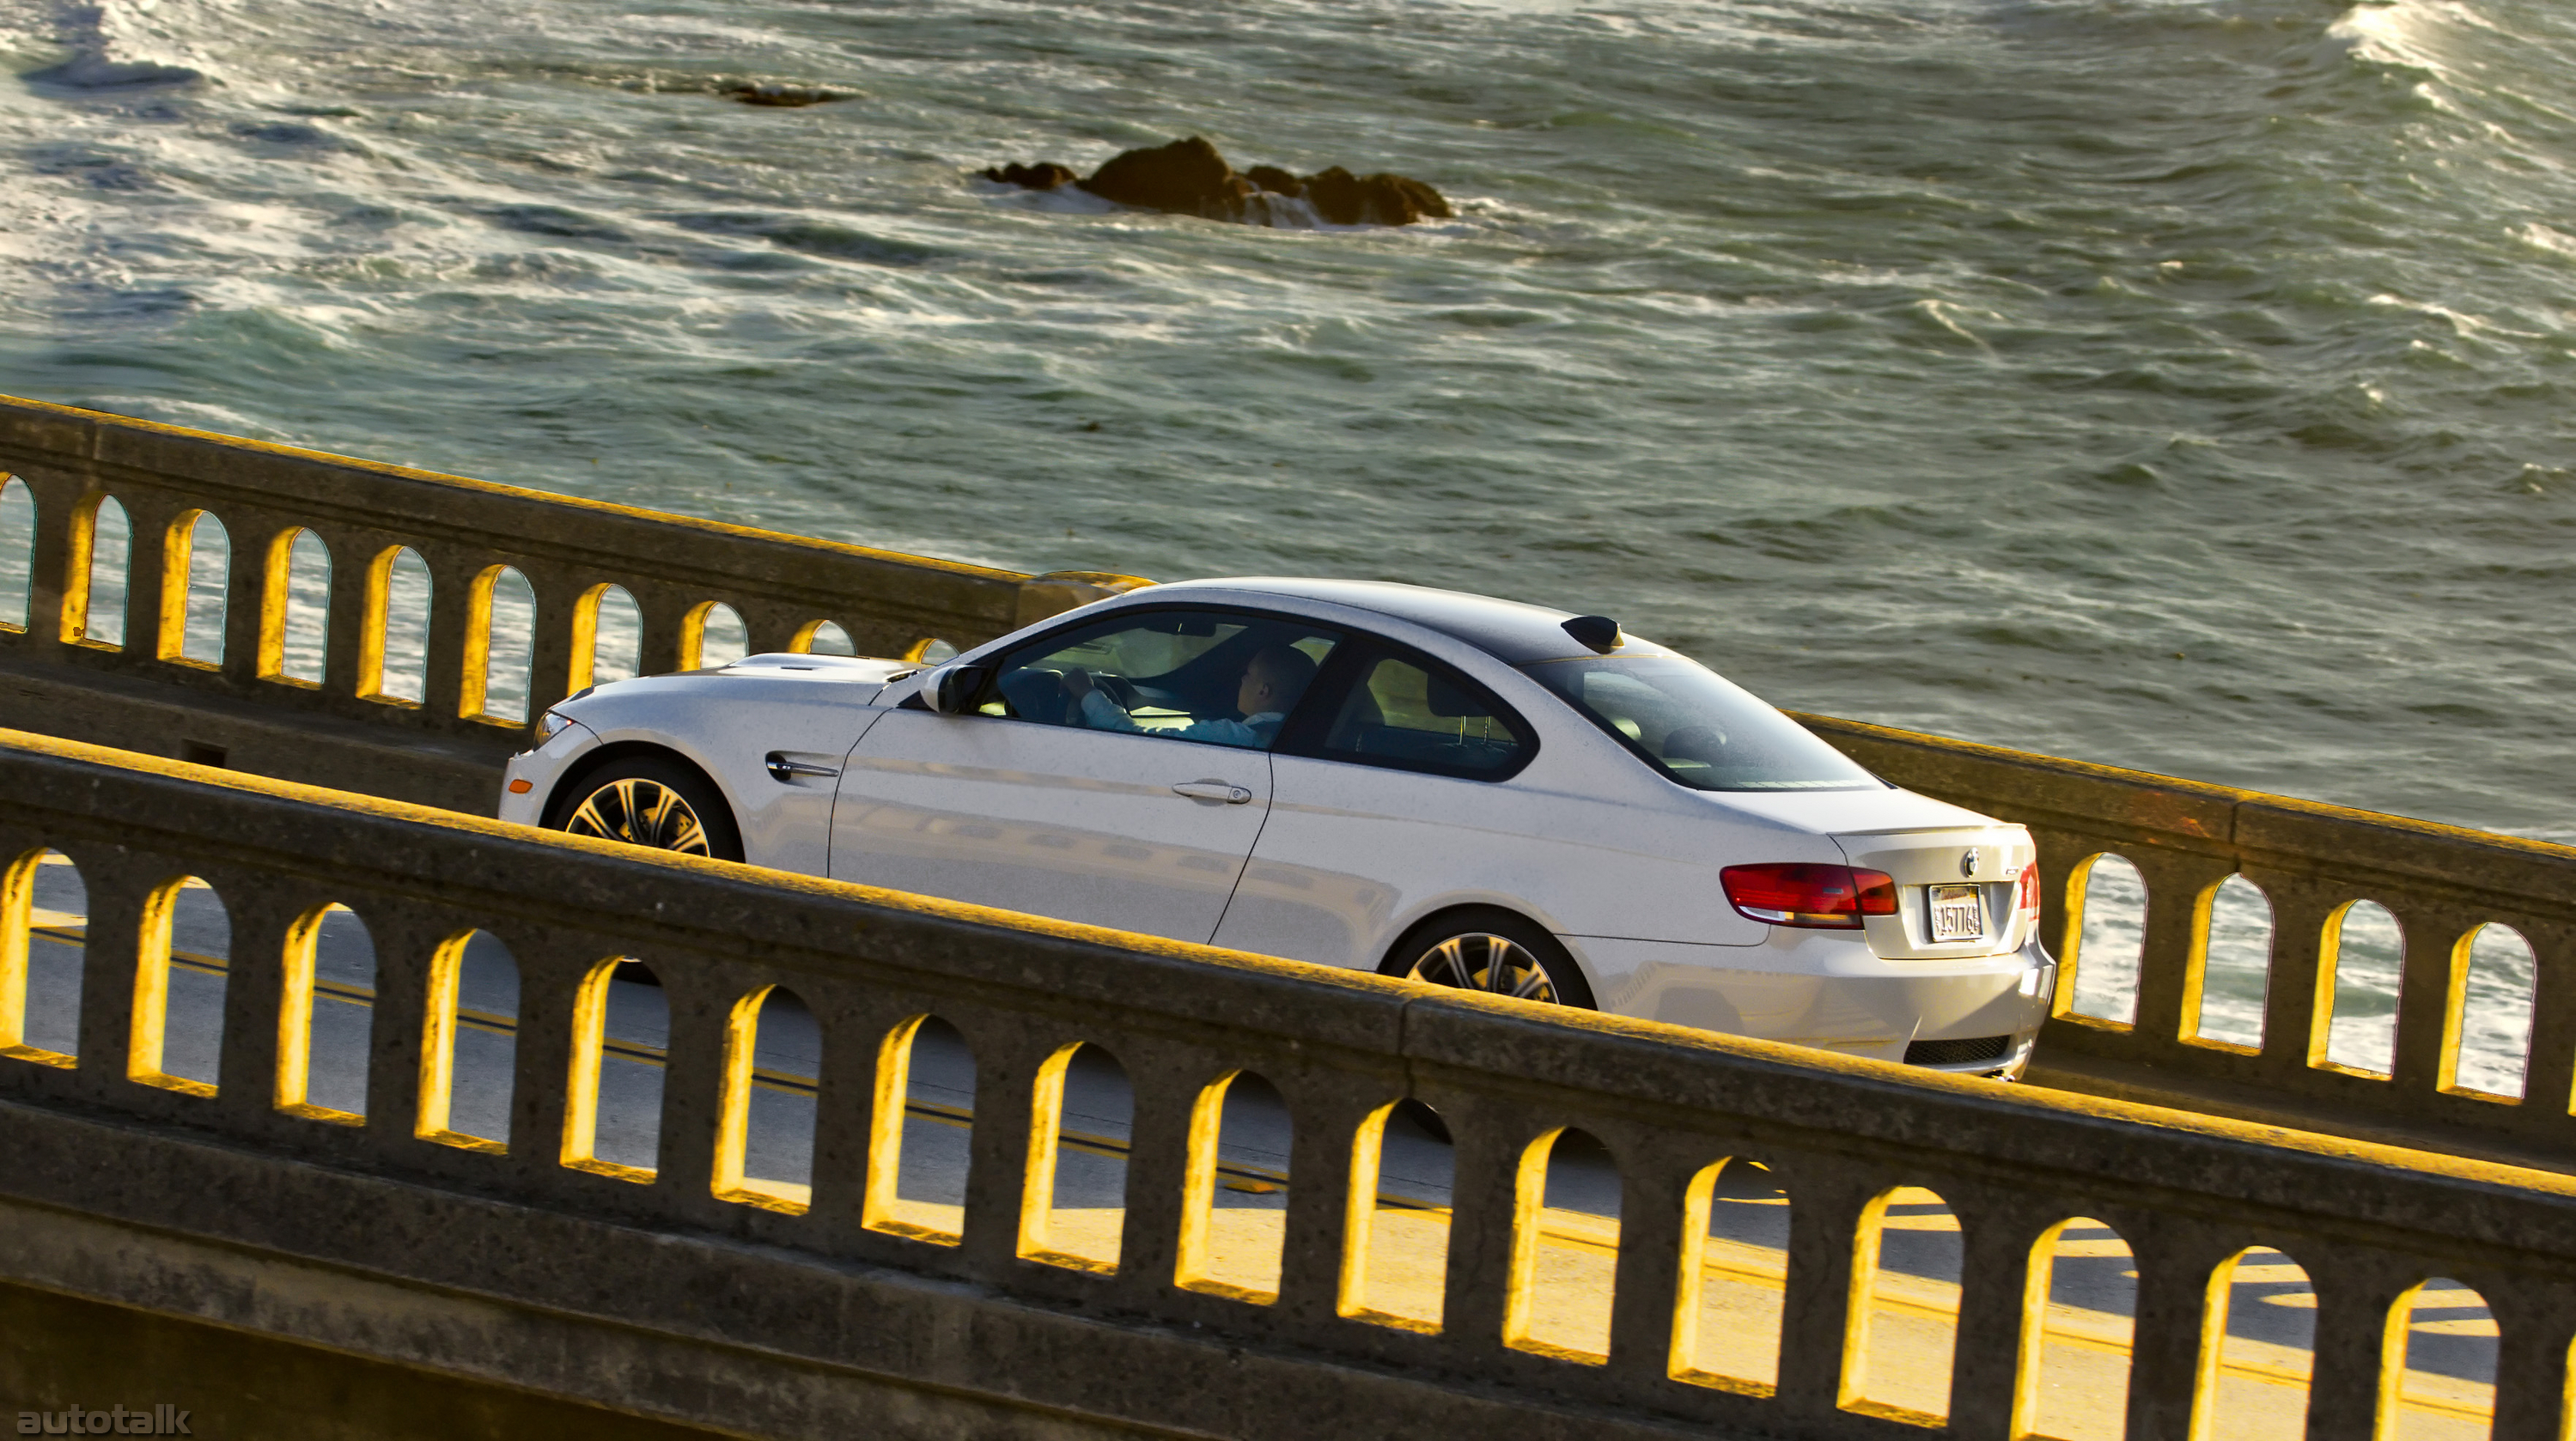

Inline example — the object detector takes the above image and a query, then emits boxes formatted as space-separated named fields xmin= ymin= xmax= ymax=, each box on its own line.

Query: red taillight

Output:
xmin=1721 ymin=862 xmax=1899 ymax=929
xmin=1855 ymin=869 xmax=1897 ymax=915
xmin=2015 ymin=862 xmax=2040 ymax=915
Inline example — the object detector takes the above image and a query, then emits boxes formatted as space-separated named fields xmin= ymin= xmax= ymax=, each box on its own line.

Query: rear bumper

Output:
xmin=1569 ymin=928 xmax=2056 ymax=1078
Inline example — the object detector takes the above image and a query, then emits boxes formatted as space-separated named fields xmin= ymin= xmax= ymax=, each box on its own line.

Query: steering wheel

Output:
xmin=1093 ymin=672 xmax=1142 ymax=710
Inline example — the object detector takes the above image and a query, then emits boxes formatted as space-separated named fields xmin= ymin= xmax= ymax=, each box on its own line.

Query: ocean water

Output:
xmin=0 ymin=0 xmax=2569 ymax=1054
xmin=3 ymin=0 xmax=2569 ymax=834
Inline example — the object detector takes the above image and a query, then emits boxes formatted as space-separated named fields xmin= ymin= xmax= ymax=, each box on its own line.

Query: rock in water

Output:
xmin=977 ymin=136 xmax=1452 ymax=227
xmin=1301 ymin=167 xmax=1454 ymax=226
xmin=1078 ymin=136 xmax=1252 ymax=219
xmin=982 ymin=161 xmax=1078 ymax=190
xmin=718 ymin=81 xmax=852 ymax=106
xmin=1243 ymin=165 xmax=1303 ymax=196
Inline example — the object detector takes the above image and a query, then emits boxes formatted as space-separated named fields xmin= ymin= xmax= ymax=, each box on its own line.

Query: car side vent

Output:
xmin=1904 ymin=1035 xmax=2011 ymax=1067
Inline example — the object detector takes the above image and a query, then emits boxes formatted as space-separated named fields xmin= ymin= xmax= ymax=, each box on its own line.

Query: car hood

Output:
xmin=555 ymin=653 xmax=918 ymax=720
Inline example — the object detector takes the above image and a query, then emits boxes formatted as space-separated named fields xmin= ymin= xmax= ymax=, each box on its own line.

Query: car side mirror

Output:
xmin=924 ymin=662 xmax=991 ymax=715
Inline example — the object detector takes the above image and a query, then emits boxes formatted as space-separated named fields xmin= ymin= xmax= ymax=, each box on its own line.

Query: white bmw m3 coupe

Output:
xmin=499 ymin=579 xmax=2057 ymax=1077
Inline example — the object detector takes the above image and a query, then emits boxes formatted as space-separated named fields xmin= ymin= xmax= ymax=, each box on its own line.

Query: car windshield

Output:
xmin=1519 ymin=655 xmax=1884 ymax=792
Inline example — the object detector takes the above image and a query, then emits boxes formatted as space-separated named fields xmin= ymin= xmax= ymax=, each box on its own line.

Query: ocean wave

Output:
xmin=71 ymin=394 xmax=282 ymax=436
xmin=22 ymin=50 xmax=198 ymax=86
xmin=2323 ymin=0 xmax=2501 ymax=76
xmin=2516 ymin=223 xmax=2576 ymax=257
xmin=17 ymin=0 xmax=210 ymax=89
xmin=667 ymin=212 xmax=961 ymax=267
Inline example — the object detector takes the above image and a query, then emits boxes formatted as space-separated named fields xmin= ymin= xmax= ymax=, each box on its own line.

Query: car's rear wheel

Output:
xmin=1383 ymin=909 xmax=1596 ymax=1009
xmin=549 ymin=755 xmax=743 ymax=863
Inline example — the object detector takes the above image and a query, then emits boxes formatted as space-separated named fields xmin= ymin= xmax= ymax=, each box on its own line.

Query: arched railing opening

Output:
xmin=1017 ymin=1040 xmax=1130 ymax=1271
xmin=862 ymin=1014 xmax=974 ymax=1244
xmin=1339 ymin=1099 xmax=1452 ymax=1333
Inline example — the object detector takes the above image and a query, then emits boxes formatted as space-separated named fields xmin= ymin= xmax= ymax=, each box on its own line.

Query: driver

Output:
xmin=1065 ymin=643 xmax=1318 ymax=749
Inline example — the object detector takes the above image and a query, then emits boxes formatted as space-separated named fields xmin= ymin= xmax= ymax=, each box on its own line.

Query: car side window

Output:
xmin=1309 ymin=649 xmax=1530 ymax=777
xmin=977 ymin=608 xmax=1340 ymax=751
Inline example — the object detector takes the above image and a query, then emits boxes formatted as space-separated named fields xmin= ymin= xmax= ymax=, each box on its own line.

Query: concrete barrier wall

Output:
xmin=1800 ymin=714 xmax=2576 ymax=1164
xmin=1 ymin=397 xmax=2566 ymax=1163
xmin=0 ymin=394 xmax=1144 ymax=806
xmin=3 ymin=727 xmax=2574 ymax=1439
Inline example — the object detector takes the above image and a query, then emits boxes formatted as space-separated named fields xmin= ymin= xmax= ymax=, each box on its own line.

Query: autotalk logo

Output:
xmin=15 ymin=1406 xmax=191 ymax=1435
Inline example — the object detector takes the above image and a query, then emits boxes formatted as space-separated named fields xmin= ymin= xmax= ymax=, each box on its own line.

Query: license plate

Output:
xmin=1927 ymin=884 xmax=1986 ymax=943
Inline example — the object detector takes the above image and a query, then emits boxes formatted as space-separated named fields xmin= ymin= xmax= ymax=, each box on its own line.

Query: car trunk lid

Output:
xmin=1834 ymin=823 xmax=2036 ymax=960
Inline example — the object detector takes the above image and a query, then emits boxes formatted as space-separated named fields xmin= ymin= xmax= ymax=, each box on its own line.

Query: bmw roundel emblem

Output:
xmin=1960 ymin=850 xmax=1980 ymax=879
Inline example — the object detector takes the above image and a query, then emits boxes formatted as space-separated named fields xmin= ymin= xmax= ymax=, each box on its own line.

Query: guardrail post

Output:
xmin=2131 ymin=852 xmax=2232 ymax=1053
xmin=367 ymin=907 xmax=442 ymax=1146
xmin=509 ymin=942 xmax=584 ymax=1192
xmin=846 ymin=614 xmax=920 ymax=665
xmin=2122 ymin=1215 xmax=2234 ymax=1441
xmin=2490 ymin=1281 xmax=2575 ymax=1441
xmin=633 ymin=587 xmax=691 ymax=678
xmin=16 ymin=468 xmax=79 ymax=654
xmin=1946 ymin=1188 xmax=2038 ymax=1439
xmin=121 ymin=491 xmax=181 ymax=668
xmin=740 ymin=600 xmax=802 ymax=658
xmin=2388 ymin=900 xmax=2469 ymax=1097
xmin=2031 ymin=827 xmax=2088 ymax=974
xmin=2304 ymin=1252 xmax=2410 ymax=1440
xmin=655 ymin=960 xmax=733 ymax=1215
xmin=1275 ymin=1078 xmax=1375 ymax=1327
xmin=221 ymin=514 xmax=275 ymax=687
xmin=1602 ymin=1130 xmax=1687 ymax=1387
xmin=320 ymin=526 xmax=372 ymax=700
xmin=1769 ymin=1160 xmax=1870 ymax=1422
xmin=423 ymin=549 xmax=475 ymax=723
xmin=215 ymin=885 xmax=295 ymax=1127
xmin=1434 ymin=1091 xmax=1526 ymax=1362
xmin=2523 ymin=920 xmax=2576 ymax=1122
xmin=804 ymin=991 xmax=890 ymax=1253
xmin=959 ymin=1019 xmax=1045 ymax=1279
xmin=1113 ymin=1043 xmax=1195 ymax=1302
xmin=72 ymin=854 xmax=147 ymax=1107
xmin=2252 ymin=876 xmax=2337 ymax=1084
xmin=525 ymin=572 xmax=585 ymax=718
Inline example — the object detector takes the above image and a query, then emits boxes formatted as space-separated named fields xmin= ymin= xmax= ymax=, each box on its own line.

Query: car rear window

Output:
xmin=1519 ymin=655 xmax=1882 ymax=792
xmin=1315 ymin=652 xmax=1529 ymax=777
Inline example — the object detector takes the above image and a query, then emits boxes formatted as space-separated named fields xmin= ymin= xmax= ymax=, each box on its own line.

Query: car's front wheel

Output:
xmin=1383 ymin=909 xmax=1596 ymax=1010
xmin=547 ymin=755 xmax=744 ymax=862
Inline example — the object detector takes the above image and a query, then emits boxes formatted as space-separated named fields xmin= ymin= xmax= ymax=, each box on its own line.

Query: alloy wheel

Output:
xmin=1404 ymin=932 xmax=1562 ymax=1004
xmin=563 ymin=778 xmax=711 ymax=856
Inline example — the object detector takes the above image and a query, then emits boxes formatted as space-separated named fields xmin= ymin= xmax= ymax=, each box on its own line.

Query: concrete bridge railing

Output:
xmin=0 ymin=396 xmax=2569 ymax=1170
xmin=3 ymin=399 xmax=2566 ymax=1173
xmin=0 ymin=393 xmax=1143 ymax=807
xmin=1 ymin=398 xmax=2569 ymax=1170
xmin=3 ymin=727 xmax=2573 ymax=1438
xmin=1805 ymin=715 xmax=2576 ymax=1167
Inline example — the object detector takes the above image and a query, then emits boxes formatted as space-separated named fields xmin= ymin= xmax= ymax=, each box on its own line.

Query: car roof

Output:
xmin=1147 ymin=577 xmax=1659 ymax=665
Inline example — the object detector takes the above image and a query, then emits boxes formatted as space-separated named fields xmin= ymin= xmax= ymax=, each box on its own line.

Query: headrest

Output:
xmin=1425 ymin=672 xmax=1479 ymax=719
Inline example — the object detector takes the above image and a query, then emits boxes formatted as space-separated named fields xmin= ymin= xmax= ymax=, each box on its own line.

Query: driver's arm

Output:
xmin=1066 ymin=670 xmax=1145 ymax=733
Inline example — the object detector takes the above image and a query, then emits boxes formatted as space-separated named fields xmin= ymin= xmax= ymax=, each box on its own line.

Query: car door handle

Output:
xmin=766 ymin=752 xmax=840 ymax=783
xmin=1172 ymin=780 xmax=1254 ymax=805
